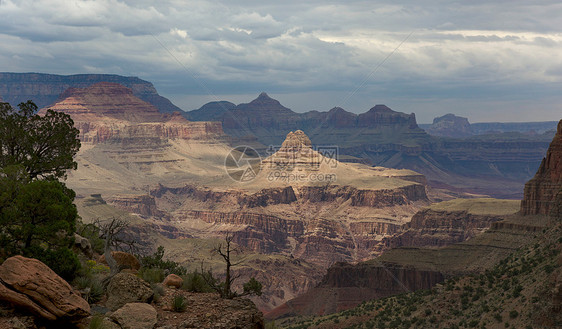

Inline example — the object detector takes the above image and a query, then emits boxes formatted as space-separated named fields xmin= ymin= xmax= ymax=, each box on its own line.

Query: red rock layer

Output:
xmin=521 ymin=119 xmax=562 ymax=215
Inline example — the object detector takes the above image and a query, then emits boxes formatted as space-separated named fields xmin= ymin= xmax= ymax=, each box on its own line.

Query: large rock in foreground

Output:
xmin=106 ymin=273 xmax=153 ymax=311
xmin=0 ymin=256 xmax=90 ymax=322
xmin=110 ymin=303 xmax=157 ymax=329
xmin=521 ymin=119 xmax=562 ymax=215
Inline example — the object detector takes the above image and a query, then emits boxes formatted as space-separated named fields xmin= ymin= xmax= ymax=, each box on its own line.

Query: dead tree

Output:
xmin=201 ymin=233 xmax=261 ymax=299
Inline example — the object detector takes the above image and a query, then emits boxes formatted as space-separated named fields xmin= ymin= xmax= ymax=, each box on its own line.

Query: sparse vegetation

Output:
xmin=171 ymin=294 xmax=188 ymax=312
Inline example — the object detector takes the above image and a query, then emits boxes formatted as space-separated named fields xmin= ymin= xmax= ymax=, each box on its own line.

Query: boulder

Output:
xmin=74 ymin=233 xmax=94 ymax=258
xmin=106 ymin=273 xmax=153 ymax=311
xmin=98 ymin=251 xmax=141 ymax=271
xmin=0 ymin=256 xmax=90 ymax=322
xmin=110 ymin=303 xmax=157 ymax=329
xmin=162 ymin=274 xmax=183 ymax=289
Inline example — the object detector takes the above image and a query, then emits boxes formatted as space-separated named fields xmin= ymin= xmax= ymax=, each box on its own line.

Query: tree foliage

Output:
xmin=0 ymin=167 xmax=77 ymax=253
xmin=0 ymin=101 xmax=80 ymax=180
xmin=0 ymin=100 xmax=81 ymax=280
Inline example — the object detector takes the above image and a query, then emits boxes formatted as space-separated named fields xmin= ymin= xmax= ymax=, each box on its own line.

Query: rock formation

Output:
xmin=521 ymin=119 xmax=562 ymax=215
xmin=41 ymin=82 xmax=224 ymax=144
xmin=424 ymin=113 xmax=473 ymax=137
xmin=0 ymin=72 xmax=182 ymax=113
xmin=0 ymin=256 xmax=90 ymax=322
xmin=105 ymin=273 xmax=153 ymax=311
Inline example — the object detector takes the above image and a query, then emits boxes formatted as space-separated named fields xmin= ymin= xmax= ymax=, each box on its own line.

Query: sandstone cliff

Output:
xmin=521 ymin=119 xmax=562 ymax=215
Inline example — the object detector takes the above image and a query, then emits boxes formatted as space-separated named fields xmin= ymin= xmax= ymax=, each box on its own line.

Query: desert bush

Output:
xmin=139 ymin=267 xmax=165 ymax=284
xmin=171 ymin=294 xmax=188 ymax=312
xmin=139 ymin=246 xmax=186 ymax=275
xmin=182 ymin=270 xmax=213 ymax=293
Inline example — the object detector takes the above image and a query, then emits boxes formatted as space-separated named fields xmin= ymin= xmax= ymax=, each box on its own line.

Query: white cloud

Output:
xmin=0 ymin=0 xmax=561 ymax=121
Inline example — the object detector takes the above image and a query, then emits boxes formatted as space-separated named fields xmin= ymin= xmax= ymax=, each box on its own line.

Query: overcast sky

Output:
xmin=1 ymin=0 xmax=561 ymax=123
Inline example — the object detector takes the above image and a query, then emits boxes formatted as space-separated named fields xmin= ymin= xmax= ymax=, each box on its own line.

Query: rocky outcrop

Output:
xmin=105 ymin=273 xmax=153 ymax=311
xmin=521 ymin=119 xmax=562 ymax=215
xmin=424 ymin=113 xmax=473 ymax=138
xmin=110 ymin=303 xmax=157 ymax=329
xmin=0 ymin=72 xmax=182 ymax=113
xmin=0 ymin=256 xmax=90 ymax=322
xmin=41 ymin=82 xmax=224 ymax=144
xmin=266 ymin=262 xmax=444 ymax=319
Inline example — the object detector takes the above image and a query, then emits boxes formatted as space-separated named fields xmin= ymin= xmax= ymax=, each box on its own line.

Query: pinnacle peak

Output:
xmin=258 ymin=92 xmax=270 ymax=99
xmin=281 ymin=130 xmax=312 ymax=151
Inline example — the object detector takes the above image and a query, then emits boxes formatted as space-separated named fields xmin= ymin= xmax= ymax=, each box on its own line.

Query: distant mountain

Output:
xmin=420 ymin=113 xmax=557 ymax=137
xmin=189 ymin=92 xmax=425 ymax=147
xmin=189 ymin=93 xmax=553 ymax=198
xmin=422 ymin=113 xmax=473 ymax=138
xmin=0 ymin=72 xmax=183 ymax=113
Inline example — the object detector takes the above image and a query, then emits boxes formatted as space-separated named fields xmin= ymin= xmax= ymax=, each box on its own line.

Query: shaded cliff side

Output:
xmin=521 ymin=119 xmax=562 ymax=215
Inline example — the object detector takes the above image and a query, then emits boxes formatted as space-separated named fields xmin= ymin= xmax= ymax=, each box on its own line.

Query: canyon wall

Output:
xmin=521 ymin=120 xmax=562 ymax=215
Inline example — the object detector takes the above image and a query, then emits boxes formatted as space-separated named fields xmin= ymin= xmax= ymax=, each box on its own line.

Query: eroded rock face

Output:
xmin=106 ymin=273 xmax=153 ymax=311
xmin=521 ymin=119 xmax=562 ymax=215
xmin=0 ymin=256 xmax=90 ymax=322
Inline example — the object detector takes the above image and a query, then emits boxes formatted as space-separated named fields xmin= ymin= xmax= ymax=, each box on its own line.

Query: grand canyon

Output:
xmin=0 ymin=69 xmax=561 ymax=329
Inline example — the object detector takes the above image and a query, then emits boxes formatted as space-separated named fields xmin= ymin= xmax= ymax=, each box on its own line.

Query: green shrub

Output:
xmin=139 ymin=267 xmax=165 ymax=284
xmin=73 ymin=275 xmax=104 ymax=303
xmin=89 ymin=314 xmax=106 ymax=329
xmin=171 ymin=294 xmax=188 ymax=312
xmin=140 ymin=246 xmax=186 ymax=275
xmin=509 ymin=310 xmax=519 ymax=318
xmin=182 ymin=270 xmax=213 ymax=293
xmin=28 ymin=247 xmax=81 ymax=281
